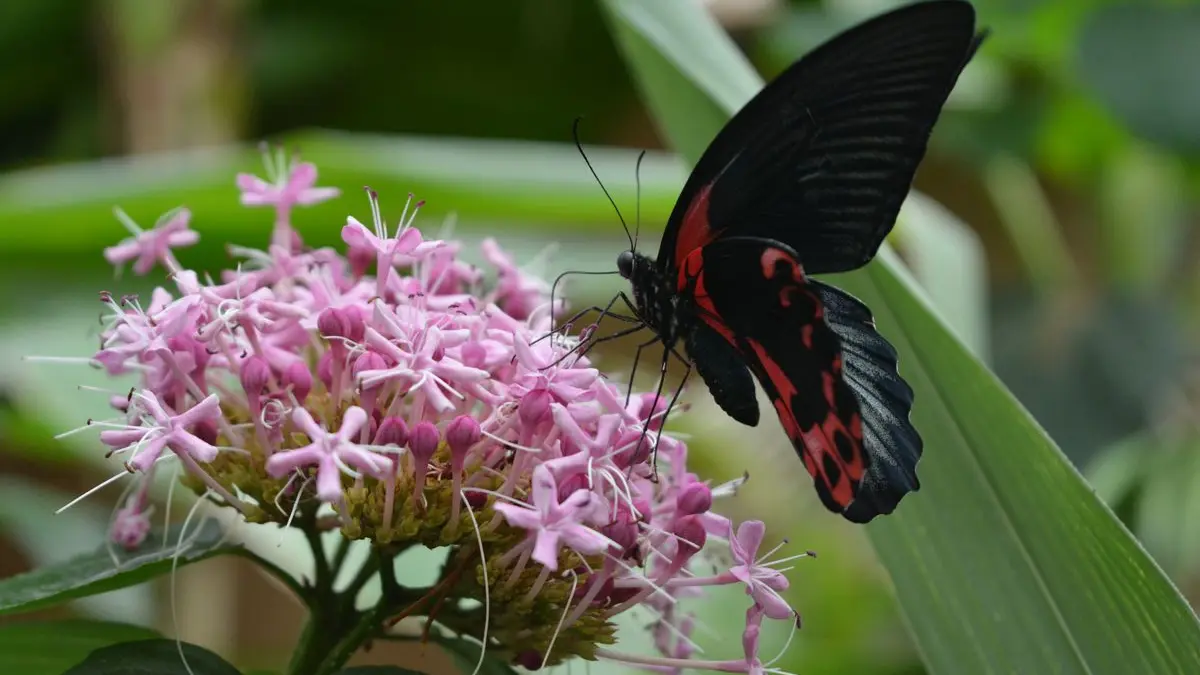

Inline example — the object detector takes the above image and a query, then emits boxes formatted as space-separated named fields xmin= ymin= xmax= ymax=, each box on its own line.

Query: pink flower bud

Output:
xmin=317 ymin=307 xmax=350 ymax=339
xmin=408 ymin=421 xmax=440 ymax=507
xmin=192 ymin=419 xmax=219 ymax=446
xmin=676 ymin=482 xmax=712 ymax=515
xmin=110 ymin=504 xmax=151 ymax=550
xmin=673 ymin=514 xmax=707 ymax=553
xmin=465 ymin=491 xmax=487 ymax=510
xmin=446 ymin=415 xmax=477 ymax=456
xmin=343 ymin=308 xmax=366 ymax=342
xmin=375 ymin=416 xmax=409 ymax=447
xmin=514 ymin=650 xmax=543 ymax=670
xmin=352 ymin=351 xmax=387 ymax=385
xmin=240 ymin=355 xmax=272 ymax=396
xmin=282 ymin=361 xmax=313 ymax=402
xmin=556 ymin=472 xmax=590 ymax=502
xmin=519 ymin=389 xmax=551 ymax=427
xmin=409 ymin=421 xmax=440 ymax=466
xmin=600 ymin=518 xmax=639 ymax=557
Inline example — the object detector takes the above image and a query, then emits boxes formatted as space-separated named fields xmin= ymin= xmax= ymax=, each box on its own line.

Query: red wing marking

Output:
xmin=759 ymin=248 xmax=823 ymax=320
xmin=674 ymin=183 xmax=719 ymax=267
xmin=680 ymin=248 xmax=740 ymax=346
xmin=745 ymin=336 xmax=865 ymax=509
xmin=760 ymin=248 xmax=804 ymax=282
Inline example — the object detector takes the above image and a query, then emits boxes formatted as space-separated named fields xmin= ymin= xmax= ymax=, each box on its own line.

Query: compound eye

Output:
xmin=617 ymin=251 xmax=635 ymax=279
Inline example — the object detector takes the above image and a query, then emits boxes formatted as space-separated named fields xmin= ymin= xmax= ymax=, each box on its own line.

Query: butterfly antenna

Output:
xmin=573 ymin=117 xmax=635 ymax=251
xmin=634 ymin=150 xmax=646 ymax=251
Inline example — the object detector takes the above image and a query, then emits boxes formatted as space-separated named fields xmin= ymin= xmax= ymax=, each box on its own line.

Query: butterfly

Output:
xmin=596 ymin=0 xmax=987 ymax=523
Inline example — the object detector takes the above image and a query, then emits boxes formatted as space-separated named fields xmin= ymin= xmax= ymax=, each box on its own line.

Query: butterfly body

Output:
xmin=614 ymin=0 xmax=987 ymax=523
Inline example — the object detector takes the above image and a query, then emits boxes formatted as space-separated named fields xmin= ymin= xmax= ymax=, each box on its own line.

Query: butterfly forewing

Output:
xmin=658 ymin=0 xmax=983 ymax=276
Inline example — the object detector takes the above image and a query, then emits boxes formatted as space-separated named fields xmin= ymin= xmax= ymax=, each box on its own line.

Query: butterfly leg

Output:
xmin=633 ymin=345 xmax=693 ymax=483
xmin=533 ymin=294 xmax=643 ymax=347
xmin=542 ymin=322 xmax=647 ymax=370
xmin=625 ymin=335 xmax=664 ymax=406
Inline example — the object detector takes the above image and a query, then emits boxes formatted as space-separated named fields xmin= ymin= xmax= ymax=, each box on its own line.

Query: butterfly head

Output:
xmin=616 ymin=250 xmax=636 ymax=280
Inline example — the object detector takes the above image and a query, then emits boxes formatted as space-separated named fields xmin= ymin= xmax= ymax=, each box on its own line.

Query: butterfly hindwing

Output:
xmin=684 ymin=237 xmax=867 ymax=516
xmin=685 ymin=321 xmax=760 ymax=427
xmin=658 ymin=0 xmax=984 ymax=277
xmin=809 ymin=279 xmax=921 ymax=523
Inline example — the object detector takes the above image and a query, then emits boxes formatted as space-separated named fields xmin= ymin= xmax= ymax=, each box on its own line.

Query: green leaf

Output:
xmin=0 ymin=477 xmax=154 ymax=623
xmin=61 ymin=639 xmax=241 ymax=675
xmin=433 ymin=634 xmax=517 ymax=675
xmin=0 ymin=620 xmax=161 ymax=675
xmin=0 ymin=130 xmax=684 ymax=263
xmin=336 ymin=662 xmax=424 ymax=667
xmin=0 ymin=519 xmax=236 ymax=616
xmin=599 ymin=1 xmax=1200 ymax=673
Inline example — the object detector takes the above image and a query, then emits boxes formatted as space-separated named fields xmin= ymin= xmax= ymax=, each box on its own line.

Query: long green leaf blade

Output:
xmin=598 ymin=0 xmax=1200 ymax=672
xmin=0 ymin=520 xmax=235 ymax=617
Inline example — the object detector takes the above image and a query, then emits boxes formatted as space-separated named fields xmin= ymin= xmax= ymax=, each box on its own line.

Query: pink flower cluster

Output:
xmin=63 ymin=149 xmax=802 ymax=672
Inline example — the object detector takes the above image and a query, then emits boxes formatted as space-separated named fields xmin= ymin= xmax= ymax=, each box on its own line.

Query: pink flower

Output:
xmin=265 ymin=406 xmax=393 ymax=504
xmin=236 ymin=152 xmax=338 ymax=211
xmin=341 ymin=190 xmax=442 ymax=294
xmin=729 ymin=520 xmax=793 ymax=620
xmin=103 ymin=207 xmax=197 ymax=276
xmin=100 ymin=391 xmax=222 ymax=472
xmin=493 ymin=465 xmax=616 ymax=570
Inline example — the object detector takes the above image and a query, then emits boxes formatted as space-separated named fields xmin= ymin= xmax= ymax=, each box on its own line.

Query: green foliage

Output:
xmin=62 ymin=639 xmax=241 ymax=675
xmin=0 ymin=620 xmax=162 ymax=675
xmin=0 ymin=520 xmax=235 ymax=616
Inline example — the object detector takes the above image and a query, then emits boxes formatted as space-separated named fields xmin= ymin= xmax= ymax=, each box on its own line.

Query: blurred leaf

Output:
xmin=1134 ymin=437 xmax=1200 ymax=581
xmin=1077 ymin=5 xmax=1200 ymax=153
xmin=1095 ymin=143 xmax=1187 ymax=293
xmin=61 ymin=639 xmax=240 ymax=675
xmin=993 ymin=292 xmax=1186 ymax=465
xmin=982 ymin=154 xmax=1078 ymax=295
xmin=338 ymin=662 xmax=427 ymax=667
xmin=600 ymin=1 xmax=1200 ymax=674
xmin=0 ymin=519 xmax=235 ymax=617
xmin=433 ymin=634 xmax=518 ymax=675
xmin=0 ymin=131 xmax=684 ymax=268
xmin=1086 ymin=433 xmax=1152 ymax=521
xmin=0 ymin=477 xmax=154 ymax=624
xmin=1035 ymin=91 xmax=1131 ymax=184
xmin=894 ymin=191 xmax=990 ymax=358
xmin=0 ymin=620 xmax=161 ymax=675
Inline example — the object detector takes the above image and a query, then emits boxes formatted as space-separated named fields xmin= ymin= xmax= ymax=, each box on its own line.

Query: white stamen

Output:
xmin=459 ymin=490 xmax=491 ymax=675
xmin=541 ymin=569 xmax=579 ymax=669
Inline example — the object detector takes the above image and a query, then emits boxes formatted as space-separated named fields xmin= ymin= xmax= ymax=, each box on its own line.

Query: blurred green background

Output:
xmin=3 ymin=0 xmax=1200 ymax=673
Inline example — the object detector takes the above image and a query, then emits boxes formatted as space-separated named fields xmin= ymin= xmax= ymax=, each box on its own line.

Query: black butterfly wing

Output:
xmin=685 ymin=321 xmax=760 ymax=427
xmin=809 ymin=279 xmax=921 ymax=522
xmin=658 ymin=0 xmax=984 ymax=276
xmin=683 ymin=237 xmax=869 ymax=517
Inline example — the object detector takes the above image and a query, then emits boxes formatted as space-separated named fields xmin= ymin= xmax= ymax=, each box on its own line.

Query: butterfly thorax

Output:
xmin=620 ymin=251 xmax=688 ymax=349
